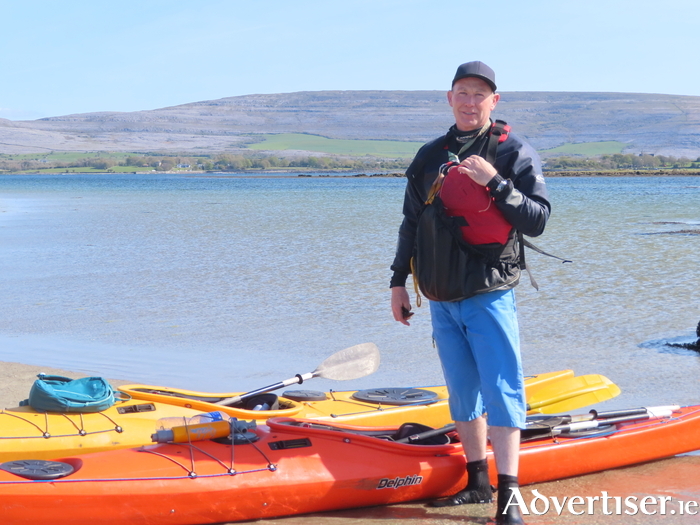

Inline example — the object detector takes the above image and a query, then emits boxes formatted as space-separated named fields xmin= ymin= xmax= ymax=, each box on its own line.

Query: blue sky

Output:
xmin=1 ymin=0 xmax=698 ymax=120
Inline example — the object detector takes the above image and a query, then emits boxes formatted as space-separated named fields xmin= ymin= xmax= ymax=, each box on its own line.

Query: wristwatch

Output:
xmin=487 ymin=175 xmax=509 ymax=193
xmin=495 ymin=179 xmax=509 ymax=193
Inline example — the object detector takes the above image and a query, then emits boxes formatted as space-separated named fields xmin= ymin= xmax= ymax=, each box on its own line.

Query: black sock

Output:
xmin=465 ymin=459 xmax=492 ymax=493
xmin=496 ymin=475 xmax=524 ymax=524
xmin=428 ymin=459 xmax=494 ymax=507
xmin=497 ymin=474 xmax=518 ymax=487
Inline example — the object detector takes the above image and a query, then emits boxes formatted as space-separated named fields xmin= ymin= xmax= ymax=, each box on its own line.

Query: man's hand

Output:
xmin=391 ymin=286 xmax=413 ymax=326
xmin=457 ymin=155 xmax=498 ymax=186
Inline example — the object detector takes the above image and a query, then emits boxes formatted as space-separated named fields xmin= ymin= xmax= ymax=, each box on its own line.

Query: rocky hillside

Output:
xmin=2 ymin=91 xmax=700 ymax=157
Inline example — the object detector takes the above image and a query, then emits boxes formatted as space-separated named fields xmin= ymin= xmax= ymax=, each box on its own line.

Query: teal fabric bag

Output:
xmin=21 ymin=374 xmax=116 ymax=413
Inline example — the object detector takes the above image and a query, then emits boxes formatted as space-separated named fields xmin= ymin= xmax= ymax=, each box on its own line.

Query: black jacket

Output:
xmin=390 ymin=124 xmax=551 ymax=288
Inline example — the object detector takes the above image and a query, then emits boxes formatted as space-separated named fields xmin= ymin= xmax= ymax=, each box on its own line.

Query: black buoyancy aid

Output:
xmin=411 ymin=121 xmax=522 ymax=303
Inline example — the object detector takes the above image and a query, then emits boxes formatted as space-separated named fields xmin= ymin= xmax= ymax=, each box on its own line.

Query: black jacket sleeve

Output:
xmin=490 ymin=132 xmax=550 ymax=238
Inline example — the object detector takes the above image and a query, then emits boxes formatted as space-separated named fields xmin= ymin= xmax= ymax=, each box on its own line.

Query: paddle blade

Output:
xmin=313 ymin=343 xmax=380 ymax=381
xmin=526 ymin=374 xmax=621 ymax=415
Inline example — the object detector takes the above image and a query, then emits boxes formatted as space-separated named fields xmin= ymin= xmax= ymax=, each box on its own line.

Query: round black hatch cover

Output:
xmin=282 ymin=390 xmax=328 ymax=402
xmin=351 ymin=387 xmax=439 ymax=405
xmin=1 ymin=459 xmax=75 ymax=480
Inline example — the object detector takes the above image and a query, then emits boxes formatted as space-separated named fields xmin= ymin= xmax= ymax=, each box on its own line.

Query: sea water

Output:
xmin=0 ymin=173 xmax=698 ymax=408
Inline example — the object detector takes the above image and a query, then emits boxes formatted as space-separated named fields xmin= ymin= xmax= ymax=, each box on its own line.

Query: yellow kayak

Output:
xmin=119 ymin=369 xmax=576 ymax=428
xmin=1 ymin=369 xmax=620 ymax=462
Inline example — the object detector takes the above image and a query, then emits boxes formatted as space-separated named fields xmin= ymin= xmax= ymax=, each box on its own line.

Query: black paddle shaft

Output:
xmin=588 ymin=407 xmax=649 ymax=419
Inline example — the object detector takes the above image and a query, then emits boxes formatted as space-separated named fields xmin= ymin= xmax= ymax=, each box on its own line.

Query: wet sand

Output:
xmin=1 ymin=361 xmax=698 ymax=525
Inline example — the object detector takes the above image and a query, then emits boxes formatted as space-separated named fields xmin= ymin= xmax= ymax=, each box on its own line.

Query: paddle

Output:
xmin=397 ymin=405 xmax=678 ymax=444
xmin=215 ymin=343 xmax=380 ymax=406
xmin=525 ymin=374 xmax=621 ymax=414
xmin=585 ymin=405 xmax=679 ymax=422
xmin=522 ymin=405 xmax=679 ymax=439
xmin=395 ymin=374 xmax=621 ymax=444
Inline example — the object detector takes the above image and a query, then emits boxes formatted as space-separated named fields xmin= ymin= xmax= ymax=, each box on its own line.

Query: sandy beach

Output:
xmin=2 ymin=360 xmax=699 ymax=524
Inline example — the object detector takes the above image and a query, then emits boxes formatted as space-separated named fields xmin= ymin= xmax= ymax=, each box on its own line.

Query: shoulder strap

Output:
xmin=485 ymin=119 xmax=510 ymax=164
xmin=518 ymin=234 xmax=573 ymax=291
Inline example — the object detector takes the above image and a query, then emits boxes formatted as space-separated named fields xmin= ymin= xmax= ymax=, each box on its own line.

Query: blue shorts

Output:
xmin=429 ymin=289 xmax=526 ymax=428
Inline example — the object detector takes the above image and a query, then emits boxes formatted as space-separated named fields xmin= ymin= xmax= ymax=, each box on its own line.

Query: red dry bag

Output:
xmin=439 ymin=164 xmax=512 ymax=245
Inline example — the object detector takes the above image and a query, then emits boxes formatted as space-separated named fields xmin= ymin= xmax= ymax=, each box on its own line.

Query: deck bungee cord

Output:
xmin=0 ymin=408 xmax=124 ymax=439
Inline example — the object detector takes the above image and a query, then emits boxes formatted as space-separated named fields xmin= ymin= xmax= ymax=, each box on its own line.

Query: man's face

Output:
xmin=447 ymin=77 xmax=500 ymax=131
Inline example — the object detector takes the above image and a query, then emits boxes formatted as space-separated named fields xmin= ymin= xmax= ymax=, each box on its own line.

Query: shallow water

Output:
xmin=0 ymin=173 xmax=699 ymax=411
xmin=2 ymin=172 xmax=700 ymax=524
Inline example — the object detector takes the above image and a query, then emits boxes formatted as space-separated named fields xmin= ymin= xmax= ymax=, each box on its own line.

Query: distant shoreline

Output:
xmin=544 ymin=169 xmax=700 ymax=177
xmin=2 ymin=169 xmax=700 ymax=178
xmin=345 ymin=169 xmax=700 ymax=178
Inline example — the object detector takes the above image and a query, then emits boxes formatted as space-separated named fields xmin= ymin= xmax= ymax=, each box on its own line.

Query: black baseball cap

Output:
xmin=452 ymin=61 xmax=497 ymax=92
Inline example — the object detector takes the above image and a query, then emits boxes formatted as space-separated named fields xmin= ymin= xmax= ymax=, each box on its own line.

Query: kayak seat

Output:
xmin=393 ymin=422 xmax=452 ymax=445
xmin=243 ymin=394 xmax=280 ymax=411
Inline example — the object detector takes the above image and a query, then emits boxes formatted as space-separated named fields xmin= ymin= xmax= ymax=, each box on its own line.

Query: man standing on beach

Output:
xmin=389 ymin=61 xmax=550 ymax=525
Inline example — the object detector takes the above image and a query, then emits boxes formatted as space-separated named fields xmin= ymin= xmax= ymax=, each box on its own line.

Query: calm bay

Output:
xmin=0 ymin=173 xmax=698 ymax=407
xmin=1 ymin=172 xmax=700 ymax=524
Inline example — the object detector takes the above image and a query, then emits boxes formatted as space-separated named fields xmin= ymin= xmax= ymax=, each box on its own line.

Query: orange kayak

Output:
xmin=0 ymin=404 xmax=698 ymax=524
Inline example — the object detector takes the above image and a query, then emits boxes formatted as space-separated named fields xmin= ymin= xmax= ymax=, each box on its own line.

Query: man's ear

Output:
xmin=447 ymin=90 xmax=454 ymax=107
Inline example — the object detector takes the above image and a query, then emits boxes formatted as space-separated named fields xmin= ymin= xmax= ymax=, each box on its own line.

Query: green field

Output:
xmin=246 ymin=133 xmax=423 ymax=157
xmin=541 ymin=141 xmax=627 ymax=156
xmin=248 ymin=135 xmax=630 ymax=158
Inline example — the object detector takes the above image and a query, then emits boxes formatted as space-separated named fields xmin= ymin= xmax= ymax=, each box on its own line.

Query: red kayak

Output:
xmin=0 ymin=404 xmax=698 ymax=524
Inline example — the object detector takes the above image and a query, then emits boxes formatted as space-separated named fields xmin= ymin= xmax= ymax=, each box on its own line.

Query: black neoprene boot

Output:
xmin=429 ymin=459 xmax=494 ymax=507
xmin=495 ymin=474 xmax=525 ymax=525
